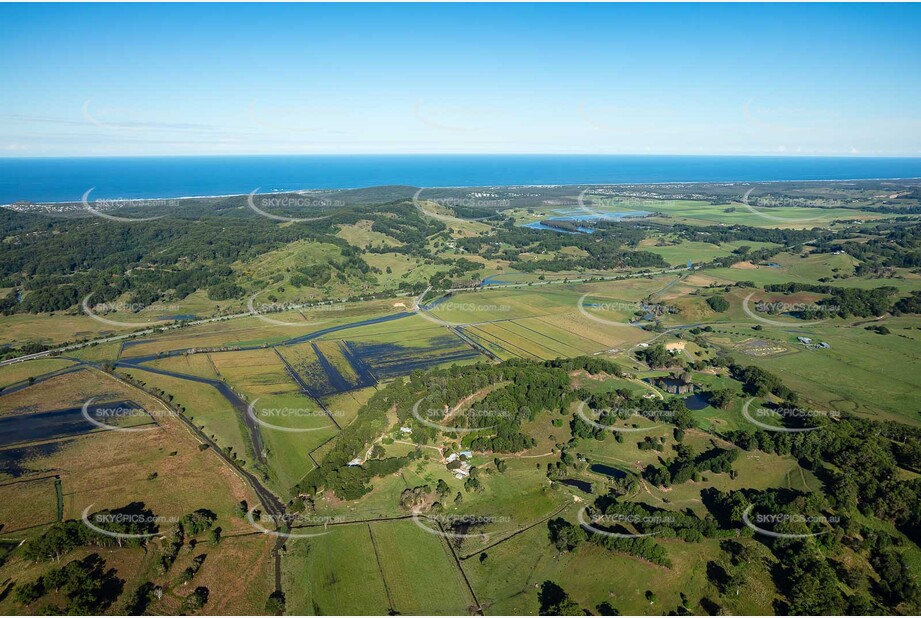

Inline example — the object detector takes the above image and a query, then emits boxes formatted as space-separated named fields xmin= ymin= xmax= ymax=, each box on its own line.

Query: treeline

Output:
xmin=21 ymin=504 xmax=218 ymax=563
xmin=635 ymin=343 xmax=679 ymax=369
xmin=674 ymin=222 xmax=826 ymax=248
xmin=0 ymin=200 xmax=449 ymax=314
xmin=547 ymin=516 xmax=672 ymax=567
xmin=14 ymin=554 xmax=123 ymax=614
xmin=704 ymin=486 xmax=920 ymax=614
xmin=23 ymin=506 xmax=157 ymax=561
xmin=730 ymin=363 xmax=797 ymax=400
xmin=643 ymin=443 xmax=739 ymax=487
xmin=763 ymin=283 xmax=900 ymax=318
xmin=813 ymin=222 xmax=921 ymax=269
xmin=453 ymin=220 xmax=669 ymax=273
xmin=593 ymin=494 xmax=729 ymax=542
xmin=722 ymin=414 xmax=921 ymax=543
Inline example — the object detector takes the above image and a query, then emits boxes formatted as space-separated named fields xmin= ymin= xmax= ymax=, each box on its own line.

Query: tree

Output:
xmin=181 ymin=587 xmax=209 ymax=612
xmin=265 ymin=591 xmax=286 ymax=615
xmin=122 ymin=582 xmax=155 ymax=615
xmin=13 ymin=580 xmax=44 ymax=605
xmin=538 ymin=581 xmax=584 ymax=616
xmin=547 ymin=517 xmax=587 ymax=551
xmin=597 ymin=601 xmax=620 ymax=615
xmin=707 ymin=388 xmax=734 ymax=409
xmin=706 ymin=296 xmax=730 ymax=312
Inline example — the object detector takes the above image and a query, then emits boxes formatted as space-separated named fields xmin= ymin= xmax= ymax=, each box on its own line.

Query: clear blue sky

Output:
xmin=1 ymin=2 xmax=919 ymax=157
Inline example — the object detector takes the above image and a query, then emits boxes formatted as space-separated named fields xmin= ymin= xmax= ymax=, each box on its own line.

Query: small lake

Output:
xmin=590 ymin=463 xmax=628 ymax=479
xmin=521 ymin=210 xmax=652 ymax=234
xmin=522 ymin=221 xmax=594 ymax=234
xmin=558 ymin=478 xmax=593 ymax=493
xmin=480 ymin=274 xmax=518 ymax=286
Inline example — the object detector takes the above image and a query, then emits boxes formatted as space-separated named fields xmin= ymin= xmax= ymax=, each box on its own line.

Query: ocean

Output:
xmin=1 ymin=154 xmax=920 ymax=204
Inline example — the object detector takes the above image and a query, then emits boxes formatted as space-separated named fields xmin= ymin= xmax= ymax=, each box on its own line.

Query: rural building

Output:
xmin=453 ymin=462 xmax=472 ymax=479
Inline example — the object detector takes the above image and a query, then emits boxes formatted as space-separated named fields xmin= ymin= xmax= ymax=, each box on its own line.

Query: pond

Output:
xmin=590 ymin=463 xmax=627 ymax=479
xmin=558 ymin=478 xmax=593 ymax=493
xmin=159 ymin=314 xmax=197 ymax=321
xmin=684 ymin=393 xmax=710 ymax=411
xmin=521 ymin=210 xmax=652 ymax=235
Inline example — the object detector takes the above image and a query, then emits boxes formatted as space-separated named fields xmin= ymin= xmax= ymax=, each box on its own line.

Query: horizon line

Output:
xmin=3 ymin=152 xmax=921 ymax=160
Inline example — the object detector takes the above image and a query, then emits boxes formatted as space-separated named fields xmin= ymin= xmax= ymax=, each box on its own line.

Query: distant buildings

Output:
xmin=797 ymin=336 xmax=830 ymax=349
xmin=445 ymin=450 xmax=473 ymax=463
xmin=446 ymin=450 xmax=474 ymax=478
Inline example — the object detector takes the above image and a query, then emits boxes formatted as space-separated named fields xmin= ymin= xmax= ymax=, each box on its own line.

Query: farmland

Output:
xmin=2 ymin=179 xmax=921 ymax=616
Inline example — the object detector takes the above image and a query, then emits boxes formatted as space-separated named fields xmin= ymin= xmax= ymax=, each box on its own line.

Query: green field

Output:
xmin=283 ymin=520 xmax=472 ymax=615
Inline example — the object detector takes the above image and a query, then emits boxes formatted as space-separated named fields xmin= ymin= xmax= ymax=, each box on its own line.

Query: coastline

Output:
xmin=3 ymin=175 xmax=921 ymax=210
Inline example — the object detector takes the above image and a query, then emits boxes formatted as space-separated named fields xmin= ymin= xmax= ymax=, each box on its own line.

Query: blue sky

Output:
xmin=1 ymin=2 xmax=919 ymax=157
